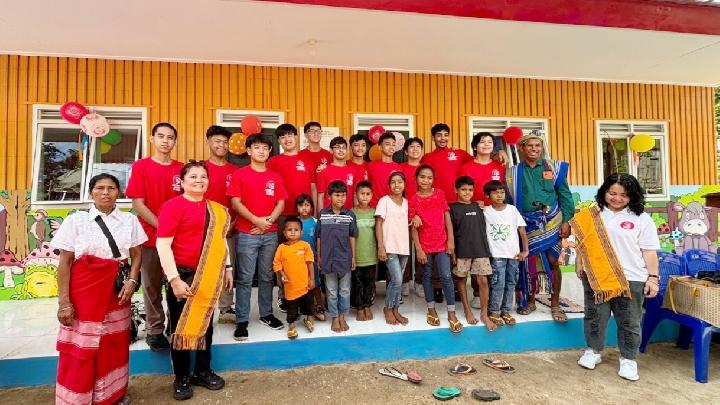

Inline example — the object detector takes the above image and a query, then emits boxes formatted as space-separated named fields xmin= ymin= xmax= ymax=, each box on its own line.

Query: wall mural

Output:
xmin=0 ymin=185 xmax=718 ymax=300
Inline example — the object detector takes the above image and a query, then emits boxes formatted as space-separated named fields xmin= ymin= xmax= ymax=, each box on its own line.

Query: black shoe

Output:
xmin=434 ymin=288 xmax=444 ymax=304
xmin=191 ymin=370 xmax=225 ymax=391
xmin=278 ymin=297 xmax=288 ymax=313
xmin=146 ymin=334 xmax=170 ymax=351
xmin=173 ymin=375 xmax=193 ymax=401
xmin=259 ymin=314 xmax=284 ymax=330
xmin=233 ymin=322 xmax=248 ymax=341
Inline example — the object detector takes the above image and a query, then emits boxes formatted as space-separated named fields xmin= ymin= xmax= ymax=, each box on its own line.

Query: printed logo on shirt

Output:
xmin=320 ymin=157 xmax=328 ymax=165
xmin=465 ymin=211 xmax=478 ymax=216
xmin=346 ymin=174 xmax=354 ymax=186
xmin=265 ymin=180 xmax=276 ymax=197
xmin=225 ymin=174 xmax=232 ymax=188
xmin=448 ymin=151 xmax=458 ymax=161
xmin=489 ymin=224 xmax=511 ymax=241
xmin=172 ymin=175 xmax=181 ymax=192
xmin=620 ymin=221 xmax=635 ymax=230
xmin=296 ymin=161 xmax=306 ymax=172
xmin=491 ymin=169 xmax=501 ymax=181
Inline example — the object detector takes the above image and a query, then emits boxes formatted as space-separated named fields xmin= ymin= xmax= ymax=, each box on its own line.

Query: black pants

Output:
xmin=287 ymin=292 xmax=313 ymax=324
xmin=167 ymin=271 xmax=213 ymax=377
xmin=351 ymin=265 xmax=377 ymax=309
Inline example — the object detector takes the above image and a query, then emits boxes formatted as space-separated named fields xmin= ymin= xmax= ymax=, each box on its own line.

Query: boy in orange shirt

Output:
xmin=273 ymin=217 xmax=316 ymax=339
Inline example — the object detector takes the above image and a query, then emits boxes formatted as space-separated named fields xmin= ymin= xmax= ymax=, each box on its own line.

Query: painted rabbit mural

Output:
xmin=672 ymin=201 xmax=717 ymax=254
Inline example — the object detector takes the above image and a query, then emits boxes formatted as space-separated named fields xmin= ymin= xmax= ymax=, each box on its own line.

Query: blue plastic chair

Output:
xmin=640 ymin=251 xmax=719 ymax=383
xmin=684 ymin=249 xmax=717 ymax=277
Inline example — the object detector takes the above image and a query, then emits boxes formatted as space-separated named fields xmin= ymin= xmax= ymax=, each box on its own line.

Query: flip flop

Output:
xmin=551 ymin=306 xmax=568 ymax=323
xmin=482 ymin=359 xmax=515 ymax=374
xmin=449 ymin=319 xmax=463 ymax=333
xmin=472 ymin=389 xmax=501 ymax=402
xmin=432 ymin=386 xmax=461 ymax=401
xmin=406 ymin=369 xmax=423 ymax=384
xmin=448 ymin=363 xmax=477 ymax=375
xmin=303 ymin=318 xmax=315 ymax=333
xmin=426 ymin=312 xmax=441 ymax=326
xmin=379 ymin=367 xmax=408 ymax=381
xmin=287 ymin=328 xmax=298 ymax=340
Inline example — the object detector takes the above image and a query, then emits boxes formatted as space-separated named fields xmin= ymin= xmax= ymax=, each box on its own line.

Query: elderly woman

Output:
xmin=52 ymin=173 xmax=147 ymax=405
xmin=571 ymin=173 xmax=660 ymax=381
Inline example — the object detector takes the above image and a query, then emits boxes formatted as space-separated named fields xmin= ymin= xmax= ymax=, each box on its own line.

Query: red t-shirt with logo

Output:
xmin=459 ymin=160 xmax=506 ymax=206
xmin=367 ymin=160 xmax=402 ymax=207
xmin=205 ymin=160 xmax=236 ymax=210
xmin=298 ymin=148 xmax=333 ymax=174
xmin=421 ymin=147 xmax=472 ymax=203
xmin=317 ymin=164 xmax=356 ymax=209
xmin=125 ymin=157 xmax=183 ymax=247
xmin=347 ymin=160 xmax=369 ymax=183
xmin=400 ymin=162 xmax=420 ymax=199
xmin=156 ymin=195 xmax=208 ymax=269
xmin=226 ymin=166 xmax=288 ymax=233
xmin=408 ymin=188 xmax=450 ymax=254
xmin=268 ymin=154 xmax=315 ymax=215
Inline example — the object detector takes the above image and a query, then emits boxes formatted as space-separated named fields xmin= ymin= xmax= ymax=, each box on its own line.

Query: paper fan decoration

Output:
xmin=60 ymin=102 xmax=89 ymax=124
xmin=392 ymin=132 xmax=405 ymax=151
xmin=80 ymin=113 xmax=110 ymax=138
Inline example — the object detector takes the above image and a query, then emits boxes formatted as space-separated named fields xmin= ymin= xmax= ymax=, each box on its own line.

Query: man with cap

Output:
xmin=506 ymin=133 xmax=574 ymax=322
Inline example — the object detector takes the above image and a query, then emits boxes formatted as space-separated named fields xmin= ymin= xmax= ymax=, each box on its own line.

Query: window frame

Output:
xmin=215 ymin=109 xmax=285 ymax=153
xmin=352 ymin=113 xmax=415 ymax=137
xmin=595 ymin=119 xmax=670 ymax=201
xmin=467 ymin=116 xmax=550 ymax=165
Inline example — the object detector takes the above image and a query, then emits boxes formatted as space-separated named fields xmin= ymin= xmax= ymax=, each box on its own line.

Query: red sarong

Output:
xmin=55 ymin=256 xmax=130 ymax=405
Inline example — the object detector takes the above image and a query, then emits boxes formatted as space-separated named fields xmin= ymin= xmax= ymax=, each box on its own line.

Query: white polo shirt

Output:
xmin=599 ymin=207 xmax=660 ymax=282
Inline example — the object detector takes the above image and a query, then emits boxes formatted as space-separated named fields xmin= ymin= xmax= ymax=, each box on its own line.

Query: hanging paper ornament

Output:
xmin=240 ymin=115 xmax=263 ymax=136
xmin=80 ymin=113 xmax=110 ymax=138
xmin=100 ymin=142 xmax=112 ymax=154
xmin=392 ymin=132 xmax=405 ymax=152
xmin=60 ymin=102 xmax=89 ymax=124
xmin=629 ymin=134 xmax=655 ymax=153
xmin=502 ymin=126 xmax=523 ymax=145
xmin=369 ymin=144 xmax=382 ymax=161
xmin=101 ymin=129 xmax=122 ymax=145
xmin=228 ymin=133 xmax=247 ymax=155
xmin=367 ymin=125 xmax=385 ymax=144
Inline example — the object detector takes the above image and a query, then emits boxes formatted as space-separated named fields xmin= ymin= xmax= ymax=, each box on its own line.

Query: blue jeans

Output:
xmin=422 ymin=252 xmax=455 ymax=306
xmin=325 ymin=272 xmax=351 ymax=318
xmin=489 ymin=258 xmax=520 ymax=313
xmin=386 ymin=254 xmax=408 ymax=309
xmin=234 ymin=232 xmax=278 ymax=323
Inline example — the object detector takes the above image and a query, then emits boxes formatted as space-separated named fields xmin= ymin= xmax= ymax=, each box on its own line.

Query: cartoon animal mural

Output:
xmin=672 ymin=201 xmax=717 ymax=254
xmin=11 ymin=243 xmax=60 ymax=299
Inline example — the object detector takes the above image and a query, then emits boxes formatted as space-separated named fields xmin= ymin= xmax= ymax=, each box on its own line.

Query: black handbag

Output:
xmin=94 ymin=216 xmax=140 ymax=293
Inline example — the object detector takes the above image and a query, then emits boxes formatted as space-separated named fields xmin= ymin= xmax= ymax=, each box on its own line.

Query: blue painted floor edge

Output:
xmin=0 ymin=319 xmax=679 ymax=388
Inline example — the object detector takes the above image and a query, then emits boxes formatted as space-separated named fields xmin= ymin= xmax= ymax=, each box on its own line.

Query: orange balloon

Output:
xmin=228 ymin=133 xmax=246 ymax=155
xmin=369 ymin=144 xmax=382 ymax=161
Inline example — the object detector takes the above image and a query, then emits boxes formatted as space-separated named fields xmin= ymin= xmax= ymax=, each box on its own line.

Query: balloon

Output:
xmin=392 ymin=132 xmax=405 ymax=152
xmin=99 ymin=142 xmax=112 ymax=154
xmin=369 ymin=144 xmax=382 ymax=161
xmin=101 ymin=129 xmax=122 ymax=145
xmin=60 ymin=102 xmax=89 ymax=124
xmin=80 ymin=113 xmax=110 ymax=138
xmin=502 ymin=126 xmax=523 ymax=145
xmin=367 ymin=125 xmax=385 ymax=144
xmin=228 ymin=133 xmax=247 ymax=155
xmin=240 ymin=115 xmax=263 ymax=136
xmin=629 ymin=134 xmax=655 ymax=153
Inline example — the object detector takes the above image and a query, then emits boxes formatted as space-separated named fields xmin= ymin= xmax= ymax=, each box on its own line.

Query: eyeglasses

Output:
xmin=306 ymin=129 xmax=322 ymax=134
xmin=332 ymin=145 xmax=347 ymax=150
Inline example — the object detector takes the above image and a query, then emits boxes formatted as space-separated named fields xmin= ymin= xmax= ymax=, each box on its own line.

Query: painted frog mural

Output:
xmin=11 ymin=243 xmax=60 ymax=299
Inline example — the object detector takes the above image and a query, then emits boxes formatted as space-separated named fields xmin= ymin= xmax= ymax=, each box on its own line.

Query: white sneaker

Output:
xmin=414 ymin=282 xmax=425 ymax=298
xmin=618 ymin=358 xmax=639 ymax=381
xmin=401 ymin=282 xmax=410 ymax=297
xmin=577 ymin=349 xmax=602 ymax=370
xmin=471 ymin=296 xmax=482 ymax=309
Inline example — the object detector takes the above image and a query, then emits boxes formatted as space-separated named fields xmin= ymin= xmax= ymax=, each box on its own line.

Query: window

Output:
xmin=216 ymin=110 xmax=285 ymax=166
xmin=468 ymin=117 xmax=549 ymax=165
xmin=353 ymin=113 xmax=414 ymax=163
xmin=31 ymin=105 xmax=146 ymax=204
xmin=596 ymin=121 xmax=669 ymax=200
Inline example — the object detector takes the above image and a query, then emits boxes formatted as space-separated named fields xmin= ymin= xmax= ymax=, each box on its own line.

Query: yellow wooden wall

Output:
xmin=0 ymin=55 xmax=716 ymax=189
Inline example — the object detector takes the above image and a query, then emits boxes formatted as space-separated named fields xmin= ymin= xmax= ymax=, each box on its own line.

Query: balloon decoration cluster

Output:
xmin=228 ymin=115 xmax=263 ymax=155
xmin=60 ymin=101 xmax=120 ymax=156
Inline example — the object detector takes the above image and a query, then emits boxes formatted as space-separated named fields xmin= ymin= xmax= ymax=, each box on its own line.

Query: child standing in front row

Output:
xmin=317 ymin=180 xmax=358 ymax=333
xmin=352 ymin=181 xmax=378 ymax=321
xmin=273 ymin=217 xmax=315 ymax=339
xmin=483 ymin=180 xmax=529 ymax=327
xmin=376 ymin=172 xmax=410 ymax=326
xmin=296 ymin=194 xmax=326 ymax=321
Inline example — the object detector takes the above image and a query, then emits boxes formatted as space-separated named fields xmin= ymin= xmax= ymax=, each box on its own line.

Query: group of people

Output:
xmin=52 ymin=120 xmax=661 ymax=404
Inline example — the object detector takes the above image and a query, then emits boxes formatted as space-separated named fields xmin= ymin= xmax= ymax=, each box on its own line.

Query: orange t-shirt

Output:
xmin=272 ymin=241 xmax=314 ymax=300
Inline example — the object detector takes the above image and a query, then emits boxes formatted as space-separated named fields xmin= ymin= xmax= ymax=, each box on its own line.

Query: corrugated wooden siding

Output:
xmin=0 ymin=55 xmax=716 ymax=189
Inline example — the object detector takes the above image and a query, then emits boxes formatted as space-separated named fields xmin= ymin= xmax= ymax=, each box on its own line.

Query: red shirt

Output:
xmin=459 ymin=160 xmax=506 ymax=206
xmin=205 ymin=160 xmax=236 ymax=210
xmin=367 ymin=160 xmax=402 ymax=207
xmin=226 ymin=166 xmax=288 ymax=234
xmin=268 ymin=154 xmax=315 ymax=215
xmin=347 ymin=160 xmax=368 ymax=183
xmin=400 ymin=162 xmax=420 ymax=199
xmin=317 ymin=164 xmax=356 ymax=209
xmin=409 ymin=189 xmax=450 ymax=253
xmin=298 ymin=148 xmax=333 ymax=174
xmin=421 ymin=147 xmax=472 ymax=203
xmin=156 ymin=196 xmax=208 ymax=269
xmin=125 ymin=157 xmax=183 ymax=247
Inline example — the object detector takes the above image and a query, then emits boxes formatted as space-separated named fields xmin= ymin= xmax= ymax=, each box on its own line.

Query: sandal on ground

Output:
xmin=448 ymin=363 xmax=476 ymax=375
xmin=303 ymin=318 xmax=314 ymax=332
xmin=500 ymin=311 xmax=516 ymax=326
xmin=432 ymin=386 xmax=461 ymax=401
xmin=379 ymin=367 xmax=408 ymax=381
xmin=314 ymin=305 xmax=326 ymax=321
xmin=482 ymin=359 xmax=515 ymax=374
xmin=516 ymin=301 xmax=536 ymax=316
xmin=472 ymin=389 xmax=501 ymax=402
xmin=449 ymin=319 xmax=463 ymax=333
xmin=426 ymin=312 xmax=441 ymax=327
xmin=287 ymin=328 xmax=298 ymax=340
xmin=407 ymin=369 xmax=423 ymax=384
xmin=488 ymin=313 xmax=504 ymax=326
xmin=550 ymin=306 xmax=568 ymax=323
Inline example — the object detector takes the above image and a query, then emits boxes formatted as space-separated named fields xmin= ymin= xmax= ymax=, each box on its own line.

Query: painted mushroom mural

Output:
xmin=0 ymin=250 xmax=24 ymax=288
xmin=11 ymin=243 xmax=60 ymax=299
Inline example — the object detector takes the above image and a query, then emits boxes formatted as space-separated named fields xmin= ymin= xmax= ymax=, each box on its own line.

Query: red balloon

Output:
xmin=367 ymin=125 xmax=385 ymax=144
xmin=241 ymin=115 xmax=263 ymax=136
xmin=60 ymin=102 xmax=89 ymax=124
xmin=503 ymin=126 xmax=523 ymax=145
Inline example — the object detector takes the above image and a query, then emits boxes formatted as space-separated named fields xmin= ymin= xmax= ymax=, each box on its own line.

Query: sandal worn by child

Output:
xmin=500 ymin=311 xmax=516 ymax=326
xmin=426 ymin=312 xmax=440 ymax=326
xmin=314 ymin=305 xmax=326 ymax=321
xmin=449 ymin=319 xmax=463 ymax=333
xmin=303 ymin=318 xmax=314 ymax=332
xmin=287 ymin=327 xmax=298 ymax=340
xmin=488 ymin=312 xmax=504 ymax=326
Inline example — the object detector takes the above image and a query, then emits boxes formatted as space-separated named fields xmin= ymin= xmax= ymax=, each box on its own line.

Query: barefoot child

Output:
xmin=296 ymin=194 xmax=326 ymax=321
xmin=273 ymin=217 xmax=316 ymax=339
xmin=450 ymin=176 xmax=495 ymax=331
xmin=352 ymin=181 xmax=378 ymax=321
xmin=409 ymin=165 xmax=462 ymax=333
xmin=316 ymin=180 xmax=358 ymax=332
xmin=375 ymin=172 xmax=410 ymax=325
xmin=483 ymin=180 xmax=529 ymax=327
